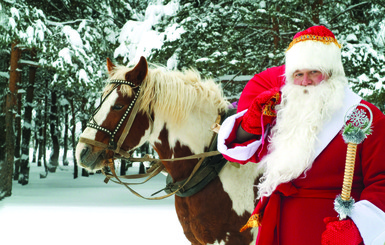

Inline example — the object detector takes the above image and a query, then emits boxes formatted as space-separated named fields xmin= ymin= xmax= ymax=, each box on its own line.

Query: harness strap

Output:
xmin=103 ymin=155 xmax=207 ymax=200
xmin=129 ymin=150 xmax=221 ymax=162
xmin=103 ymin=160 xmax=165 ymax=185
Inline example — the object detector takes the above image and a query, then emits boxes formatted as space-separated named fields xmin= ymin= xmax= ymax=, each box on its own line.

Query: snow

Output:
xmin=78 ymin=68 xmax=90 ymax=84
xmin=35 ymin=19 xmax=46 ymax=42
xmin=62 ymin=25 xmax=83 ymax=48
xmin=0 ymin=156 xmax=190 ymax=245
xmin=0 ymin=71 xmax=9 ymax=78
xmin=164 ymin=23 xmax=185 ymax=42
xmin=114 ymin=0 xmax=180 ymax=64
xmin=8 ymin=17 xmax=16 ymax=29
xmin=167 ymin=52 xmax=179 ymax=70
xmin=58 ymin=47 xmax=72 ymax=65
xmin=346 ymin=34 xmax=358 ymax=42
xmin=10 ymin=7 xmax=19 ymax=20
xmin=26 ymin=25 xmax=34 ymax=43
xmin=19 ymin=59 xmax=40 ymax=67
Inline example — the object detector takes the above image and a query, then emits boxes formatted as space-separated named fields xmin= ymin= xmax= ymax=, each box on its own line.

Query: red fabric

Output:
xmin=237 ymin=65 xmax=286 ymax=112
xmin=223 ymin=101 xmax=385 ymax=244
xmin=241 ymin=87 xmax=281 ymax=135
xmin=321 ymin=217 xmax=363 ymax=245
xmin=248 ymin=101 xmax=385 ymax=245
xmin=225 ymin=65 xmax=385 ymax=244
xmin=253 ymin=182 xmax=361 ymax=245
xmin=293 ymin=25 xmax=336 ymax=39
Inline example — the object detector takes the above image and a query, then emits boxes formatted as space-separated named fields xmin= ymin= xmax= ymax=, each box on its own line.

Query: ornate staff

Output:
xmin=334 ymin=103 xmax=373 ymax=220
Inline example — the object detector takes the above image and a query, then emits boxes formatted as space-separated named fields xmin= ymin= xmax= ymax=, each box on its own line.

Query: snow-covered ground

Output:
xmin=0 ymin=161 xmax=190 ymax=245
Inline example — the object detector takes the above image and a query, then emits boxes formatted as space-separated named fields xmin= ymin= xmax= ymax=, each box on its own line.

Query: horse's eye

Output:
xmin=112 ymin=104 xmax=124 ymax=110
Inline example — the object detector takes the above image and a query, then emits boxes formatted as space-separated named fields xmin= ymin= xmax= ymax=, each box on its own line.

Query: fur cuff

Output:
xmin=349 ymin=200 xmax=385 ymax=245
xmin=218 ymin=110 xmax=263 ymax=162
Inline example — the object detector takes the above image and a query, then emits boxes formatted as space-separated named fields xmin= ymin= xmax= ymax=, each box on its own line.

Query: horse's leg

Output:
xmin=174 ymin=178 xmax=255 ymax=245
xmin=175 ymin=197 xmax=203 ymax=245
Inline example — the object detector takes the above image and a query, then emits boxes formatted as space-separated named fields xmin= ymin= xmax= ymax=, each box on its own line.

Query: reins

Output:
xmin=100 ymin=115 xmax=222 ymax=200
xmin=81 ymin=79 xmax=224 ymax=199
xmin=102 ymin=154 xmax=211 ymax=200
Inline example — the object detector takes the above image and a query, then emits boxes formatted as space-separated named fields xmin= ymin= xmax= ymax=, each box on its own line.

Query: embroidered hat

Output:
xmin=285 ymin=26 xmax=344 ymax=83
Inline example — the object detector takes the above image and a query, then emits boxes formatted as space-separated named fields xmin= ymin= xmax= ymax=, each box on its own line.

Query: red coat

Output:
xmin=217 ymin=66 xmax=385 ymax=245
xmin=257 ymin=100 xmax=385 ymax=245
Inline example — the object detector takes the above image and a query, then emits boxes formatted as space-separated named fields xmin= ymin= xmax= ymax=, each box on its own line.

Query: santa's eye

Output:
xmin=294 ymin=73 xmax=303 ymax=77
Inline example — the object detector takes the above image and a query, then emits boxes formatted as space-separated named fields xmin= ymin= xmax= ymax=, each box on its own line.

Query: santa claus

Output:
xmin=218 ymin=26 xmax=385 ymax=245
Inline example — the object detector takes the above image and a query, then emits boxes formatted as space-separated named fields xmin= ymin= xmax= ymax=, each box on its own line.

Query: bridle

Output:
xmin=79 ymin=78 xmax=225 ymax=200
xmin=81 ymin=79 xmax=142 ymax=157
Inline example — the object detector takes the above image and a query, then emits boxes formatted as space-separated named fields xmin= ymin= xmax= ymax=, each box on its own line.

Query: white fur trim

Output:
xmin=285 ymin=40 xmax=344 ymax=83
xmin=350 ymin=200 xmax=385 ymax=245
xmin=313 ymin=87 xmax=362 ymax=159
xmin=217 ymin=110 xmax=263 ymax=161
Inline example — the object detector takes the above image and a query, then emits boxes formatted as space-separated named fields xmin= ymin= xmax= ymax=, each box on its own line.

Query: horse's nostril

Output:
xmin=80 ymin=145 xmax=91 ymax=162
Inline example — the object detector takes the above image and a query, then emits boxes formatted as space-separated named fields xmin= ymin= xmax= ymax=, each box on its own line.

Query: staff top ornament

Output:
xmin=342 ymin=103 xmax=373 ymax=144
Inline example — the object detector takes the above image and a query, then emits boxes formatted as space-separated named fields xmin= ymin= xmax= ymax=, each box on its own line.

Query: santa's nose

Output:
xmin=302 ymin=74 xmax=312 ymax=86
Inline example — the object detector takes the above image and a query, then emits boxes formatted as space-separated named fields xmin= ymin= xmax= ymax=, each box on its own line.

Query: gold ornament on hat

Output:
xmin=286 ymin=34 xmax=342 ymax=52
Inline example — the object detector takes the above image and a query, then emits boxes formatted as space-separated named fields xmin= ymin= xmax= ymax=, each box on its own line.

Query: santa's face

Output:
xmin=292 ymin=69 xmax=328 ymax=86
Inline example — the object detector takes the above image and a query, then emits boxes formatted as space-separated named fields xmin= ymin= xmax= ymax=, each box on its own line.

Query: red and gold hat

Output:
xmin=285 ymin=26 xmax=344 ymax=83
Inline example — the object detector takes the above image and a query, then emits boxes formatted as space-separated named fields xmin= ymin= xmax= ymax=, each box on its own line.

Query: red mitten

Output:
xmin=321 ymin=217 xmax=363 ymax=245
xmin=241 ymin=87 xmax=281 ymax=135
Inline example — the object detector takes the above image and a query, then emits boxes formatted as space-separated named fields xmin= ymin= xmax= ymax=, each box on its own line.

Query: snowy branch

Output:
xmin=329 ymin=1 xmax=370 ymax=23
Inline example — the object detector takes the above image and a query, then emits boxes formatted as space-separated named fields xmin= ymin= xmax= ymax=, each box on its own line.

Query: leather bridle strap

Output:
xmin=78 ymin=137 xmax=132 ymax=159
xmin=78 ymin=137 xmax=109 ymax=149
xmin=115 ymin=96 xmax=142 ymax=154
xmin=86 ymin=80 xmax=140 ymax=151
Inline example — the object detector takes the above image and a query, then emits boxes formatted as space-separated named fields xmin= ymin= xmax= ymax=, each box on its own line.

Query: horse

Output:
xmin=75 ymin=56 xmax=261 ymax=245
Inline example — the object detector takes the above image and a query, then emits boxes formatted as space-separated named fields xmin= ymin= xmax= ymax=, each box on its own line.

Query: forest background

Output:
xmin=1 ymin=0 xmax=385 ymax=200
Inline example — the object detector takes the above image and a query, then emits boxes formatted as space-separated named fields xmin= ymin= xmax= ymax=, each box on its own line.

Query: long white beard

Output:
xmin=257 ymin=76 xmax=347 ymax=198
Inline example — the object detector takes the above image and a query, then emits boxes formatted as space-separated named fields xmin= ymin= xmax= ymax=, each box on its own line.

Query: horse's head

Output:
xmin=76 ymin=56 xmax=152 ymax=171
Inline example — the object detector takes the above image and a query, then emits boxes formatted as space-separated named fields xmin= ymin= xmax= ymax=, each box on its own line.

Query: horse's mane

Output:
xmin=104 ymin=64 xmax=229 ymax=125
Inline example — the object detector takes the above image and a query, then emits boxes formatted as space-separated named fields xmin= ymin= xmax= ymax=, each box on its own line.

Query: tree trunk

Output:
xmin=48 ymin=89 xmax=59 ymax=172
xmin=19 ymin=50 xmax=37 ymax=185
xmin=36 ymin=109 xmax=44 ymax=167
xmin=70 ymin=98 xmax=78 ymax=179
xmin=62 ymin=103 xmax=69 ymax=166
xmin=80 ymin=112 xmax=89 ymax=177
xmin=40 ymin=80 xmax=49 ymax=178
xmin=271 ymin=5 xmax=281 ymax=66
xmin=32 ymin=130 xmax=37 ymax=163
xmin=1 ymin=42 xmax=21 ymax=200
xmin=0 ymin=50 xmax=8 ymax=166
xmin=120 ymin=159 xmax=127 ymax=175
xmin=14 ymin=92 xmax=22 ymax=181
xmin=311 ymin=0 xmax=323 ymax=24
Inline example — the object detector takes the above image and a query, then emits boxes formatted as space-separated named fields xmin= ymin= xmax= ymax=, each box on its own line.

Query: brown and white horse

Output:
xmin=75 ymin=57 xmax=261 ymax=245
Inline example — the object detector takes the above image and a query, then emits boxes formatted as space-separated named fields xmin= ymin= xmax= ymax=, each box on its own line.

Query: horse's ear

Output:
xmin=125 ymin=56 xmax=148 ymax=86
xmin=106 ymin=57 xmax=115 ymax=75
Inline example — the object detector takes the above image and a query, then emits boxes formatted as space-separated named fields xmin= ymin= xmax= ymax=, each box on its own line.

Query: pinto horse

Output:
xmin=75 ymin=57 xmax=261 ymax=245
